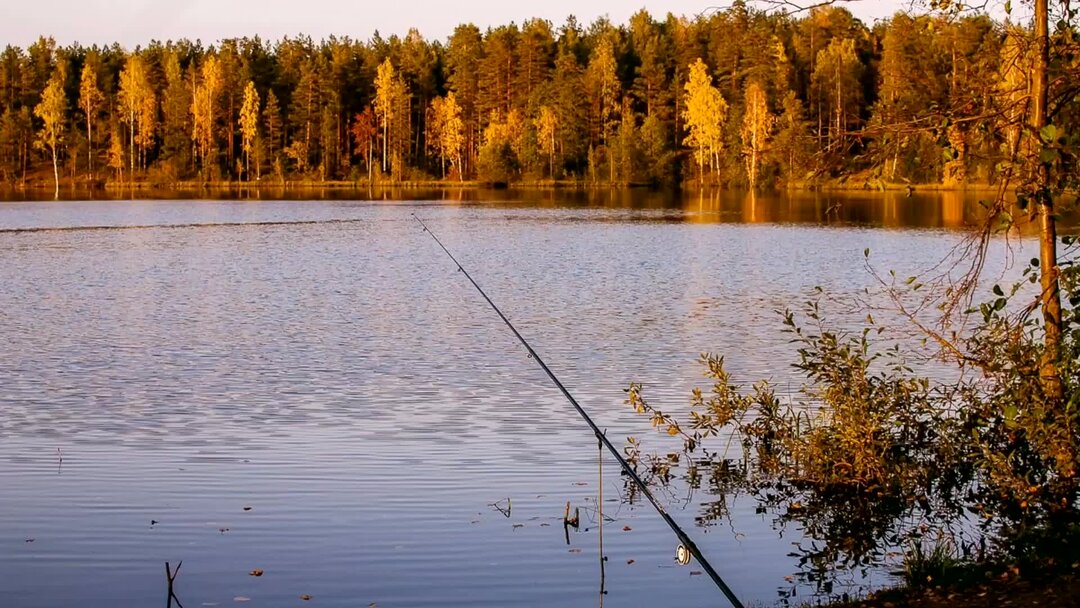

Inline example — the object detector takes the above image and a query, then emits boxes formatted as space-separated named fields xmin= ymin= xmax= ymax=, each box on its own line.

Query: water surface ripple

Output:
xmin=0 ymin=196 xmax=1024 ymax=607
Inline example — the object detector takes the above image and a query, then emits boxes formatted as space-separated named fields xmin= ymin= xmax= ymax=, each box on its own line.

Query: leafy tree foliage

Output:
xmin=2 ymin=6 xmax=1077 ymax=188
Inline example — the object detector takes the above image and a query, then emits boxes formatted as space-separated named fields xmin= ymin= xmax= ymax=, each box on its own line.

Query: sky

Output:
xmin=0 ymin=0 xmax=916 ymax=48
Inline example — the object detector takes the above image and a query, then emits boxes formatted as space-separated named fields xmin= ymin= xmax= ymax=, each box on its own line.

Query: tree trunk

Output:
xmin=1032 ymin=0 xmax=1063 ymax=399
xmin=87 ymin=113 xmax=93 ymax=178
xmin=129 ymin=110 xmax=135 ymax=173
xmin=51 ymin=147 xmax=59 ymax=200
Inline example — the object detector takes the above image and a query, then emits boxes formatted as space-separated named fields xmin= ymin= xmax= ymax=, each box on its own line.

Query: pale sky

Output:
xmin=0 ymin=0 xmax=918 ymax=49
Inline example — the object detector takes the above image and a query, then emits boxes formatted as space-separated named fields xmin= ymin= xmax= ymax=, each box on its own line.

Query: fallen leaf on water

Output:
xmin=626 ymin=559 xmax=635 ymax=565
xmin=784 ymin=576 xmax=794 ymax=582
xmin=249 ymin=569 xmax=264 ymax=577
xmin=622 ymin=526 xmax=632 ymax=532
xmin=233 ymin=597 xmax=250 ymax=603
xmin=690 ymin=571 xmax=702 ymax=576
xmin=300 ymin=595 xmax=312 ymax=601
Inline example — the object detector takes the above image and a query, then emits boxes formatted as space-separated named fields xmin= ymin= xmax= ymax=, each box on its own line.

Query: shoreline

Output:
xmin=1 ymin=178 xmax=1009 ymax=195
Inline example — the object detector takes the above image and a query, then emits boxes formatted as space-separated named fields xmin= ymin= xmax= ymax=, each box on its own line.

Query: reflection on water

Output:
xmin=0 ymin=193 xmax=1048 ymax=608
xmin=4 ymin=186 xmax=1073 ymax=234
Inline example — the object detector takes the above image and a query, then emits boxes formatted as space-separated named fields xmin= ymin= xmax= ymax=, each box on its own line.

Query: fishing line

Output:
xmin=412 ymin=214 xmax=745 ymax=608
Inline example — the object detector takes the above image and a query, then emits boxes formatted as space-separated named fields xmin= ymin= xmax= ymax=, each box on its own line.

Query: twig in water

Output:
xmin=488 ymin=497 xmax=512 ymax=518
xmin=165 ymin=561 xmax=184 ymax=608
xmin=563 ymin=501 xmax=580 ymax=528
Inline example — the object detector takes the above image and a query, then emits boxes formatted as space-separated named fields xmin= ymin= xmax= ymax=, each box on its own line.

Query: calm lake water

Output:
xmin=0 ymin=190 xmax=1060 ymax=607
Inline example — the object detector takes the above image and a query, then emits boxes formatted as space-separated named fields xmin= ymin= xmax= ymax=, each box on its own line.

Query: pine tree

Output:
xmin=263 ymin=89 xmax=281 ymax=165
xmin=446 ymin=24 xmax=483 ymax=177
xmin=586 ymin=37 xmax=620 ymax=182
xmin=811 ymin=37 xmax=862 ymax=151
xmin=160 ymin=51 xmax=192 ymax=177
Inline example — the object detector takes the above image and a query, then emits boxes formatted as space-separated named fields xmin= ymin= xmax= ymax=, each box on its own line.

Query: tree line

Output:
xmin=2 ymin=2 xmax=1078 ymax=191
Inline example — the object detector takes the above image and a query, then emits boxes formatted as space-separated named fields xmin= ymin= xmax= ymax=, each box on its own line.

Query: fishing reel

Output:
xmin=675 ymin=544 xmax=691 ymax=566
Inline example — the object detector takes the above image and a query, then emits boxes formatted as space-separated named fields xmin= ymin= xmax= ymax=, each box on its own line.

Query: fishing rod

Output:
xmin=412 ymin=214 xmax=745 ymax=608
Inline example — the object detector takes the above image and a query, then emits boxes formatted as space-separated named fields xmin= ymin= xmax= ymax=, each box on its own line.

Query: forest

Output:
xmin=2 ymin=2 xmax=1079 ymax=190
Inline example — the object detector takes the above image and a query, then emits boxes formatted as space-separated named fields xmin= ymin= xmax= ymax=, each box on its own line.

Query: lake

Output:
xmin=0 ymin=190 xmax=1055 ymax=607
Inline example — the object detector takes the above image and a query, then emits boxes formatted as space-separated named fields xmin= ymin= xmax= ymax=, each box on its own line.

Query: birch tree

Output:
xmin=740 ymin=81 xmax=774 ymax=189
xmin=682 ymin=58 xmax=727 ymax=180
xmin=239 ymin=81 xmax=260 ymax=180
xmin=427 ymin=93 xmax=464 ymax=180
xmin=78 ymin=61 xmax=103 ymax=178
xmin=192 ymin=56 xmax=222 ymax=172
xmin=118 ymin=55 xmax=155 ymax=172
xmin=34 ymin=68 xmax=66 ymax=198
xmin=374 ymin=59 xmax=397 ymax=174
xmin=535 ymin=105 xmax=558 ymax=178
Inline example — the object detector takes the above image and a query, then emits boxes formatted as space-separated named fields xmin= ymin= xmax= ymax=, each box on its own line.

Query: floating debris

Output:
xmin=568 ymin=548 xmax=582 ymax=554
xmin=563 ymin=502 xmax=580 ymax=528
xmin=249 ymin=569 xmax=264 ymax=577
xmin=622 ymin=526 xmax=632 ymax=532
xmin=151 ymin=520 xmax=159 ymax=526
xmin=219 ymin=528 xmax=230 ymax=534
xmin=488 ymin=498 xmax=511 ymax=518
xmin=24 ymin=538 xmax=34 ymax=543
xmin=626 ymin=559 xmax=635 ymax=565
xmin=300 ymin=595 xmax=312 ymax=601
xmin=243 ymin=507 xmax=253 ymax=512
xmin=234 ymin=597 xmax=250 ymax=603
